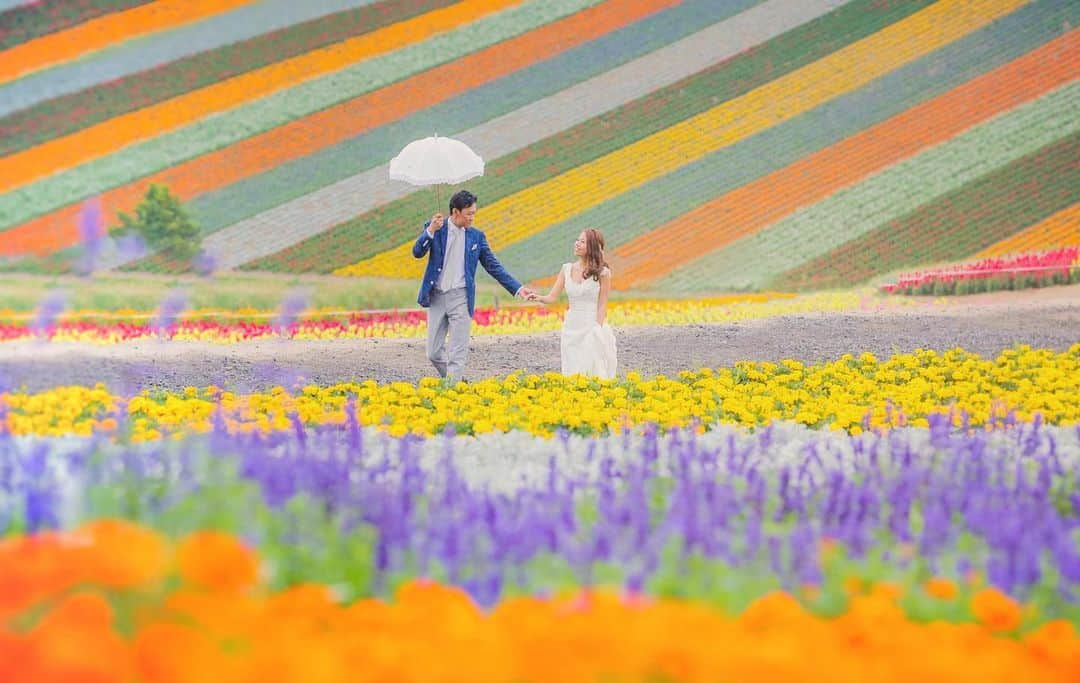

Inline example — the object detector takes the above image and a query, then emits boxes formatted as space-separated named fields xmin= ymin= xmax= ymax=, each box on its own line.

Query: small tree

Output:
xmin=117 ymin=184 xmax=201 ymax=262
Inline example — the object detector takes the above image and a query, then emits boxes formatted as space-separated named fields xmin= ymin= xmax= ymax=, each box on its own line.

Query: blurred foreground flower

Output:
xmin=0 ymin=521 xmax=1077 ymax=683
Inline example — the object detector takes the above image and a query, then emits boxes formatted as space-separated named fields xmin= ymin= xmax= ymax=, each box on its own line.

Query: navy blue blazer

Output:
xmin=413 ymin=220 xmax=522 ymax=316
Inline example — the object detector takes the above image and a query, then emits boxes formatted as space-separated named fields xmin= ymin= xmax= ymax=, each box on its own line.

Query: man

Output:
xmin=413 ymin=190 xmax=534 ymax=380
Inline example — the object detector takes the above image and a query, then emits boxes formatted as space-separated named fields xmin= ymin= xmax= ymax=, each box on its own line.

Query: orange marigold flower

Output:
xmin=28 ymin=592 xmax=134 ymax=683
xmin=0 ymin=531 xmax=78 ymax=620
xmin=740 ymin=591 xmax=807 ymax=631
xmin=77 ymin=519 xmax=170 ymax=590
xmin=971 ymin=587 xmax=1022 ymax=632
xmin=923 ymin=577 xmax=959 ymax=601
xmin=175 ymin=530 xmax=259 ymax=593
xmin=870 ymin=581 xmax=903 ymax=602
xmin=134 ymin=621 xmax=235 ymax=683
xmin=1024 ymin=619 xmax=1080 ymax=669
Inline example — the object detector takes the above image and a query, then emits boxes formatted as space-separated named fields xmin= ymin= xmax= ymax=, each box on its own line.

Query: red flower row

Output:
xmin=881 ymin=247 xmax=1079 ymax=293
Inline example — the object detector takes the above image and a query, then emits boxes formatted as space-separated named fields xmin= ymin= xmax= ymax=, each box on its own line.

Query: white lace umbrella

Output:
xmin=388 ymin=134 xmax=484 ymax=211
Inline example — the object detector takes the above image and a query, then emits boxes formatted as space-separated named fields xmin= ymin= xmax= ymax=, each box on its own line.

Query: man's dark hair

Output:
xmin=449 ymin=190 xmax=477 ymax=214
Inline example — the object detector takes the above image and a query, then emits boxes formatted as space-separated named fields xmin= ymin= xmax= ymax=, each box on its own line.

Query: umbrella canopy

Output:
xmin=388 ymin=135 xmax=484 ymax=186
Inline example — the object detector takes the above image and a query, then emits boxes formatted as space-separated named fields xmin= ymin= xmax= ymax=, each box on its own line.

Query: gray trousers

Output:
xmin=426 ymin=288 xmax=471 ymax=379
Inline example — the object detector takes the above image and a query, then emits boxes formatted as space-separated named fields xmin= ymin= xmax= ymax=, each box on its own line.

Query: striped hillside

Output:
xmin=612 ymin=18 xmax=1080 ymax=290
xmin=0 ymin=1 xmax=153 ymax=52
xmin=247 ymin=0 xmax=936 ymax=274
xmin=337 ymin=0 xmax=1033 ymax=278
xmin=0 ymin=0 xmax=257 ymax=82
xmin=977 ymin=204 xmax=1080 ymax=258
xmin=1 ymin=0 xmax=1077 ymax=295
xmin=770 ymin=132 xmax=1080 ymax=291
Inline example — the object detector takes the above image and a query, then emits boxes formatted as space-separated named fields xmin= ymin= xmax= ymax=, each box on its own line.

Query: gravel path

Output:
xmin=1 ymin=288 xmax=1077 ymax=393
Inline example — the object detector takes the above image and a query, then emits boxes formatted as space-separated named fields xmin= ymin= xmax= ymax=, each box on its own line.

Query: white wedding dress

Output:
xmin=560 ymin=263 xmax=617 ymax=379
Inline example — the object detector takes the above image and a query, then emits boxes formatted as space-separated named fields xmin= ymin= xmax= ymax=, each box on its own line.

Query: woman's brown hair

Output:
xmin=582 ymin=228 xmax=609 ymax=282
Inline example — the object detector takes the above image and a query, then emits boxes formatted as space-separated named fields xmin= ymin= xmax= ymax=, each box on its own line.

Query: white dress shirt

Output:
xmin=431 ymin=216 xmax=467 ymax=292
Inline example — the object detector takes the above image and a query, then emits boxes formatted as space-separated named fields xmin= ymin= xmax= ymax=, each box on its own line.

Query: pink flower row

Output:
xmin=881 ymin=247 xmax=1079 ymax=293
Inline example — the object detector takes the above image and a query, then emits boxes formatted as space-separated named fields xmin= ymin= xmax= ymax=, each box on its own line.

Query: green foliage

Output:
xmin=116 ymin=184 xmax=201 ymax=263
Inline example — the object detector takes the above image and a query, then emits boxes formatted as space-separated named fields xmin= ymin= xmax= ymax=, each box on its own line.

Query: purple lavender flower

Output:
xmin=115 ymin=232 xmax=149 ymax=261
xmin=21 ymin=442 xmax=59 ymax=532
xmin=193 ymin=249 xmax=218 ymax=278
xmin=31 ymin=290 xmax=67 ymax=340
xmin=21 ymin=409 xmax=1080 ymax=607
xmin=274 ymin=290 xmax=309 ymax=337
xmin=75 ymin=198 xmax=104 ymax=276
xmin=153 ymin=289 xmax=188 ymax=338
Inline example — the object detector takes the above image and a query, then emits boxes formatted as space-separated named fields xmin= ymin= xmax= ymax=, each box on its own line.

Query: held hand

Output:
xmin=518 ymin=286 xmax=536 ymax=301
xmin=429 ymin=213 xmax=445 ymax=232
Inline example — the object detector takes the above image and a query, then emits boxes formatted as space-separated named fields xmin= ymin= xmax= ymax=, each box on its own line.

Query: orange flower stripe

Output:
xmin=611 ymin=29 xmax=1080 ymax=290
xmin=0 ymin=0 xmax=676 ymax=258
xmin=0 ymin=0 xmax=524 ymax=196
xmin=2 ymin=517 xmax=1079 ymax=683
xmin=977 ymin=203 xmax=1080 ymax=258
xmin=0 ymin=0 xmax=259 ymax=84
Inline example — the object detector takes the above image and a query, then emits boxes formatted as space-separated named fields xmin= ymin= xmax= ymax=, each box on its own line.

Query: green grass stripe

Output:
xmin=655 ymin=81 xmax=1080 ymax=293
xmin=496 ymin=0 xmax=1076 ymax=283
xmin=771 ymin=133 xmax=1080 ymax=290
xmin=0 ymin=0 xmax=455 ymax=157
xmin=0 ymin=0 xmax=151 ymax=51
xmin=244 ymin=0 xmax=934 ymax=274
xmin=0 ymin=0 xmax=604 ymax=231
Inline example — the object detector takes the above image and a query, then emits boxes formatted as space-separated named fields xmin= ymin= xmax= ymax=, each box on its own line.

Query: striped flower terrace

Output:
xmin=0 ymin=0 xmax=1077 ymax=294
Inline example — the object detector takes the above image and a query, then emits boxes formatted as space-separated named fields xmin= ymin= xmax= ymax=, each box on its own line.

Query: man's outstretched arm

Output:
xmin=477 ymin=232 xmax=531 ymax=298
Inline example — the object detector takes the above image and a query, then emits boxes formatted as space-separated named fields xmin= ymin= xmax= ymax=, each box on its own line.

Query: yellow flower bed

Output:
xmin=3 ymin=346 xmax=1076 ymax=441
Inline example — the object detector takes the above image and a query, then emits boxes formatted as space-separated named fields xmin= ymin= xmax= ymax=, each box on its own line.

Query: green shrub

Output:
xmin=116 ymin=184 xmax=201 ymax=263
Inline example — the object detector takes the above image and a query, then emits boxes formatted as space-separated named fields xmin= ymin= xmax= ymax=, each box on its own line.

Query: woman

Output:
xmin=531 ymin=229 xmax=618 ymax=379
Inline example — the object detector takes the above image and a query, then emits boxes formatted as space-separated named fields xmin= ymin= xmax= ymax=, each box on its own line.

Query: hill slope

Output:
xmin=0 ymin=0 xmax=1076 ymax=291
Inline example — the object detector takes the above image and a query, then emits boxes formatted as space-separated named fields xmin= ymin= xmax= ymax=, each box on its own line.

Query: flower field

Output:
xmin=611 ymin=28 xmax=1080 ymax=290
xmin=250 ymin=0 xmax=929 ymax=276
xmin=978 ymin=204 xmax=1080 ymax=258
xmin=336 ymin=0 xmax=1029 ymax=281
xmin=773 ymin=133 xmax=1080 ymax=292
xmin=1 ymin=291 xmax=877 ymax=345
xmin=3 ymin=368 xmax=1080 ymax=680
xmin=0 ymin=0 xmax=254 ymax=83
xmin=4 ymin=0 xmax=1080 ymax=677
xmin=0 ymin=1 xmax=151 ymax=52
xmin=0 ymin=0 xmax=457 ymax=157
xmin=4 ymin=344 xmax=1078 ymax=440
xmin=2 ymin=1 xmax=1076 ymax=294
